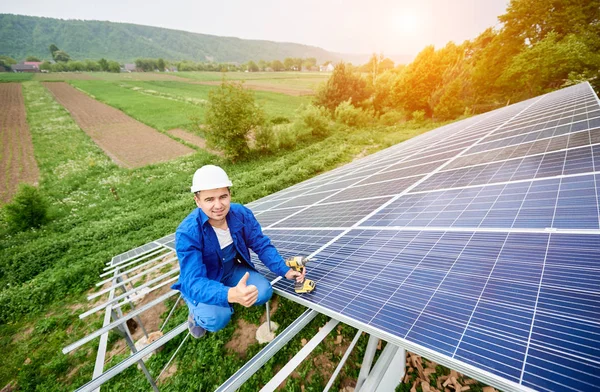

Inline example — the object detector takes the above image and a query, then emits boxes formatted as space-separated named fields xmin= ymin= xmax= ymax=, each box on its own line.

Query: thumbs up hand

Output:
xmin=227 ymin=272 xmax=258 ymax=307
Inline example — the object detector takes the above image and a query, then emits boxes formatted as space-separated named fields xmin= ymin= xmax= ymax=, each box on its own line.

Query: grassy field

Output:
xmin=68 ymin=80 xmax=312 ymax=132
xmin=0 ymin=77 xmax=491 ymax=391
xmin=0 ymin=73 xmax=35 ymax=82
xmin=174 ymin=71 xmax=330 ymax=82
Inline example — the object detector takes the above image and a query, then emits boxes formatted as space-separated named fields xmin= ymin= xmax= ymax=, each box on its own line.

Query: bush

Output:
xmin=315 ymin=62 xmax=370 ymax=112
xmin=298 ymin=104 xmax=331 ymax=138
xmin=270 ymin=116 xmax=290 ymax=125
xmin=334 ymin=99 xmax=372 ymax=127
xmin=3 ymin=184 xmax=49 ymax=232
xmin=204 ymin=79 xmax=265 ymax=161
xmin=379 ymin=110 xmax=408 ymax=126
xmin=411 ymin=110 xmax=426 ymax=122
xmin=276 ymin=124 xmax=297 ymax=150
xmin=254 ymin=125 xmax=277 ymax=153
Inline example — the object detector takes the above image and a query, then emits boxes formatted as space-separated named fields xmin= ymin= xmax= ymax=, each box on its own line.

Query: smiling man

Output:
xmin=172 ymin=165 xmax=305 ymax=338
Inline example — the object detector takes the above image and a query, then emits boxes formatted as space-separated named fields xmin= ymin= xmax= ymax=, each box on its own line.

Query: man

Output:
xmin=172 ymin=165 xmax=306 ymax=338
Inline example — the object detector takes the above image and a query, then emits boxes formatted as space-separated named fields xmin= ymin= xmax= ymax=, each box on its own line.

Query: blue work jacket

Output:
xmin=172 ymin=203 xmax=290 ymax=307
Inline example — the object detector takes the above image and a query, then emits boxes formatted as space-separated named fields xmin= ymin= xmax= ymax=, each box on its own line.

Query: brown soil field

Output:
xmin=0 ymin=83 xmax=40 ymax=203
xmin=191 ymin=80 xmax=313 ymax=96
xmin=167 ymin=128 xmax=223 ymax=156
xmin=44 ymin=82 xmax=194 ymax=168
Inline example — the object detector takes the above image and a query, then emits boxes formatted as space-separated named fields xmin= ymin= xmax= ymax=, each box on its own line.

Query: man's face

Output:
xmin=194 ymin=187 xmax=231 ymax=224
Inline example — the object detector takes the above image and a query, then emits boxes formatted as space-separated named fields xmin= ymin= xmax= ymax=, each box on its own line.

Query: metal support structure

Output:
xmin=260 ymin=317 xmax=340 ymax=392
xmin=265 ymin=300 xmax=272 ymax=332
xmin=115 ymin=276 xmax=149 ymax=339
xmin=323 ymin=329 xmax=363 ymax=392
xmin=111 ymin=310 xmax=159 ymax=392
xmin=355 ymin=334 xmax=380 ymax=391
xmin=80 ymin=272 xmax=179 ymax=319
xmin=358 ymin=342 xmax=406 ymax=392
xmin=160 ymin=293 xmax=182 ymax=332
xmin=63 ymin=290 xmax=178 ymax=354
xmin=74 ymin=322 xmax=188 ymax=392
xmin=157 ymin=333 xmax=189 ymax=381
xmin=215 ymin=309 xmax=319 ymax=392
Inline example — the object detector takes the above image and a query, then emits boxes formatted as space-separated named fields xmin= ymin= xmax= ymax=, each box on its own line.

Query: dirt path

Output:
xmin=0 ymin=83 xmax=40 ymax=203
xmin=189 ymin=80 xmax=314 ymax=96
xmin=44 ymin=82 xmax=194 ymax=168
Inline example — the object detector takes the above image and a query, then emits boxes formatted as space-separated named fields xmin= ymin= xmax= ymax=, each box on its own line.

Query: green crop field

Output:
xmin=0 ymin=77 xmax=486 ymax=392
xmin=174 ymin=71 xmax=330 ymax=82
xmin=0 ymin=73 xmax=35 ymax=82
xmin=69 ymin=79 xmax=312 ymax=131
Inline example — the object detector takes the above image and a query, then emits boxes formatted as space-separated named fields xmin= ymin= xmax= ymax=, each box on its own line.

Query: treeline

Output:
xmin=139 ymin=57 xmax=320 ymax=72
xmin=316 ymin=0 xmax=600 ymax=121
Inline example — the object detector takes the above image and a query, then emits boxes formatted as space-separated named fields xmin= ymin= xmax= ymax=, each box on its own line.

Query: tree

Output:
xmin=499 ymin=32 xmax=599 ymax=99
xmin=271 ymin=60 xmax=284 ymax=71
xmin=53 ymin=50 xmax=70 ymax=62
xmin=157 ymin=58 xmax=166 ymax=72
xmin=246 ymin=61 xmax=259 ymax=72
xmin=107 ymin=61 xmax=121 ymax=73
xmin=0 ymin=55 xmax=16 ymax=71
xmin=283 ymin=57 xmax=295 ymax=70
xmin=204 ymin=79 xmax=265 ymax=161
xmin=98 ymin=58 xmax=109 ymax=72
xmin=315 ymin=62 xmax=369 ymax=112
xmin=49 ymin=44 xmax=59 ymax=58
xmin=25 ymin=56 xmax=41 ymax=62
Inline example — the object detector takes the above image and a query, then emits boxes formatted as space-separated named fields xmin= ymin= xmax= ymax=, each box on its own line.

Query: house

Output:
xmin=123 ymin=63 xmax=137 ymax=72
xmin=319 ymin=63 xmax=334 ymax=72
xmin=13 ymin=64 xmax=39 ymax=73
xmin=24 ymin=61 xmax=43 ymax=70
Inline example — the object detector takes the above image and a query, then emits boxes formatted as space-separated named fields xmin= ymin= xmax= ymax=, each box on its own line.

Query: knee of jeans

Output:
xmin=256 ymin=283 xmax=273 ymax=306
xmin=198 ymin=307 xmax=232 ymax=332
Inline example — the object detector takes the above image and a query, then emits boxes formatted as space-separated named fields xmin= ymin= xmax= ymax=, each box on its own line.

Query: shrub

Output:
xmin=379 ymin=110 xmax=408 ymax=126
xmin=334 ymin=99 xmax=372 ymax=127
xmin=254 ymin=125 xmax=277 ymax=153
xmin=314 ymin=62 xmax=370 ymax=112
xmin=276 ymin=124 xmax=297 ymax=150
xmin=270 ymin=116 xmax=290 ymax=125
xmin=411 ymin=110 xmax=426 ymax=122
xmin=4 ymin=184 xmax=49 ymax=232
xmin=298 ymin=104 xmax=331 ymax=138
xmin=204 ymin=79 xmax=265 ymax=161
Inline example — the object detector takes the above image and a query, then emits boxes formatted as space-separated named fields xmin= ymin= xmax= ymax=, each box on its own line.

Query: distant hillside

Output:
xmin=0 ymin=14 xmax=353 ymax=64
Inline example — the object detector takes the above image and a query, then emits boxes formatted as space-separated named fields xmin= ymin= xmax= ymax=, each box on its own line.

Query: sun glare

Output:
xmin=391 ymin=10 xmax=421 ymax=36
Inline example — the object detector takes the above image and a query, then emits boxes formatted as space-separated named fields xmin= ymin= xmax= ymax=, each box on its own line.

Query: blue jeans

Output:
xmin=184 ymin=264 xmax=273 ymax=332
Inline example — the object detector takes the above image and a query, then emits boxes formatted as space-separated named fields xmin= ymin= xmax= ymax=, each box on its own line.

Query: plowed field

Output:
xmin=44 ymin=82 xmax=193 ymax=168
xmin=0 ymin=83 xmax=39 ymax=203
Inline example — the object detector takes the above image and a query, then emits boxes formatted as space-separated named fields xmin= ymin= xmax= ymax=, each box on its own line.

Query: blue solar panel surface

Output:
xmin=247 ymin=83 xmax=600 ymax=392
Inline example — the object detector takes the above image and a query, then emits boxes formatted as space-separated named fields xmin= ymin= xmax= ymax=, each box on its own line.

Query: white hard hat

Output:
xmin=190 ymin=165 xmax=233 ymax=193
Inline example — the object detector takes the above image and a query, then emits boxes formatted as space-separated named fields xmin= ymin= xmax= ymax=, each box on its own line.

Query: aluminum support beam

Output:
xmin=215 ymin=309 xmax=319 ymax=392
xmin=74 ymin=322 xmax=188 ymax=392
xmin=260 ymin=317 xmax=339 ymax=392
xmin=355 ymin=334 xmax=380 ymax=391
xmin=80 ymin=272 xmax=179 ymax=319
xmin=323 ymin=329 xmax=363 ymax=392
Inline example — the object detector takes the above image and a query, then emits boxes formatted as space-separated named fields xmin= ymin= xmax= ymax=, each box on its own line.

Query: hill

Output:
xmin=0 ymin=13 xmax=352 ymax=64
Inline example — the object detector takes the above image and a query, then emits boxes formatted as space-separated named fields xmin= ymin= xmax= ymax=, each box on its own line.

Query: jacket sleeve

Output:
xmin=243 ymin=207 xmax=291 ymax=278
xmin=175 ymin=229 xmax=230 ymax=307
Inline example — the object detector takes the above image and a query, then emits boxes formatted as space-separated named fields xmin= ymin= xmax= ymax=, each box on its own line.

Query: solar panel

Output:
xmin=248 ymin=83 xmax=600 ymax=391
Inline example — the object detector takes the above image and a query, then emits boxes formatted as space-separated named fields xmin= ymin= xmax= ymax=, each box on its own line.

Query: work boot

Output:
xmin=187 ymin=313 xmax=206 ymax=339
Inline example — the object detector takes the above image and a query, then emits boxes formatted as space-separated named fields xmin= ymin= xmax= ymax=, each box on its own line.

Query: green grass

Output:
xmin=71 ymin=80 xmax=312 ymax=128
xmin=0 ymin=80 xmax=452 ymax=391
xmin=69 ymin=80 xmax=201 ymax=131
xmin=0 ymin=73 xmax=35 ymax=82
xmin=174 ymin=71 xmax=329 ymax=82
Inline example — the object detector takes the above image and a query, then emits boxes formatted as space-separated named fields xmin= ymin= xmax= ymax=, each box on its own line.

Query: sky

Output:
xmin=1 ymin=0 xmax=509 ymax=57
